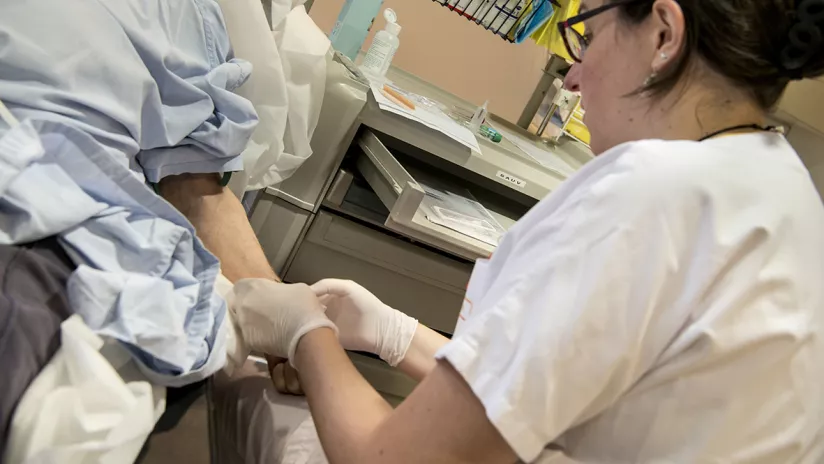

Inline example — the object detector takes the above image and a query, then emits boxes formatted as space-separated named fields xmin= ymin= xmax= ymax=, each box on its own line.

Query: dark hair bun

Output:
xmin=617 ymin=0 xmax=823 ymax=109
xmin=780 ymin=0 xmax=824 ymax=79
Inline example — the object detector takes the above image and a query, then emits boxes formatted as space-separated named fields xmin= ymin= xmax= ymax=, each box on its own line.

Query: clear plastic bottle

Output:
xmin=361 ymin=9 xmax=401 ymax=79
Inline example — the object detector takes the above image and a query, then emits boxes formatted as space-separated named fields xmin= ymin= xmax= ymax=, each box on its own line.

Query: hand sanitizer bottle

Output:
xmin=361 ymin=9 xmax=401 ymax=80
xmin=329 ymin=0 xmax=384 ymax=62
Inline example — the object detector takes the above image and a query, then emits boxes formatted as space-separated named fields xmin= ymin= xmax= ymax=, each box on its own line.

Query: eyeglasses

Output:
xmin=558 ymin=0 xmax=645 ymax=63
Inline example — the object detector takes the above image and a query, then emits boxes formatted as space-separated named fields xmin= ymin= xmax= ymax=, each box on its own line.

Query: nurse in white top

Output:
xmin=223 ymin=0 xmax=824 ymax=462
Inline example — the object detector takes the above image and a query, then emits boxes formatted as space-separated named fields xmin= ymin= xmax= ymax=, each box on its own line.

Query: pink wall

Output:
xmin=309 ymin=1 xmax=550 ymax=123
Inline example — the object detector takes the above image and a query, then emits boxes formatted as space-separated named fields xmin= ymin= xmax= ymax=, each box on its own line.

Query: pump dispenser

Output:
xmin=361 ymin=9 xmax=401 ymax=79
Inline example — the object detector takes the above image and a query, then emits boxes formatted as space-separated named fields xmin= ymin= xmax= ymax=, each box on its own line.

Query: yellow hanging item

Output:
xmin=565 ymin=102 xmax=590 ymax=145
xmin=565 ymin=115 xmax=591 ymax=145
xmin=530 ymin=0 xmax=582 ymax=61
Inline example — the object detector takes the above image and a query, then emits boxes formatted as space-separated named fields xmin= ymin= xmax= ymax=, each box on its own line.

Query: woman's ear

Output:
xmin=648 ymin=0 xmax=687 ymax=73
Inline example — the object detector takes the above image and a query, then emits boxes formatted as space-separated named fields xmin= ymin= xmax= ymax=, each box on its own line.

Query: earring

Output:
xmin=644 ymin=71 xmax=658 ymax=87
xmin=660 ymin=52 xmax=669 ymax=60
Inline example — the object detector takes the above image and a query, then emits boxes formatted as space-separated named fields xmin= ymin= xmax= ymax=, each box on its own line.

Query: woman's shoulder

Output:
xmin=591 ymin=133 xmax=807 ymax=198
xmin=610 ymin=132 xmax=799 ymax=172
xmin=533 ymin=133 xmax=819 ymax=236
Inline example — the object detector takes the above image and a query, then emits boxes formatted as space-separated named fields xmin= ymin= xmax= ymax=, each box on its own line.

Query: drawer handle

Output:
xmin=363 ymin=144 xmax=402 ymax=194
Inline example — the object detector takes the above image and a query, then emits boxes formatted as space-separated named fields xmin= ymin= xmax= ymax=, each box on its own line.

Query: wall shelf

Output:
xmin=431 ymin=0 xmax=555 ymax=43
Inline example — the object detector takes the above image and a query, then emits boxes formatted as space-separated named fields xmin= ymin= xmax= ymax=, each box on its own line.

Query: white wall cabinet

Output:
xmin=776 ymin=76 xmax=824 ymax=135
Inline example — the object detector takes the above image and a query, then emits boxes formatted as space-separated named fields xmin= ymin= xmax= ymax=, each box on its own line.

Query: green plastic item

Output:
xmin=479 ymin=125 xmax=502 ymax=143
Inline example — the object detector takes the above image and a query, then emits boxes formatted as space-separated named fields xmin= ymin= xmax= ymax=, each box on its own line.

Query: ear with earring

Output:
xmin=644 ymin=52 xmax=669 ymax=87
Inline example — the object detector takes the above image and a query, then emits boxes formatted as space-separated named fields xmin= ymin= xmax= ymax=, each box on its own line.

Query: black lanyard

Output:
xmin=698 ymin=124 xmax=776 ymax=142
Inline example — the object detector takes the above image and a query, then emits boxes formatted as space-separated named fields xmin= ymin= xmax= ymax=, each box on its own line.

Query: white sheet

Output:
xmin=4 ymin=316 xmax=166 ymax=464
xmin=218 ymin=0 xmax=330 ymax=191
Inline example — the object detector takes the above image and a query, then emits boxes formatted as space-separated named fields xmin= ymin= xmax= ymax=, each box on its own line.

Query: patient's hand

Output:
xmin=266 ymin=355 xmax=304 ymax=395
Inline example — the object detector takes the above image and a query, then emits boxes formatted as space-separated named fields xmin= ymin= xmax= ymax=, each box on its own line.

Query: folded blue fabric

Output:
xmin=514 ymin=0 xmax=555 ymax=44
xmin=0 ymin=0 xmax=258 ymax=183
xmin=0 ymin=119 xmax=227 ymax=387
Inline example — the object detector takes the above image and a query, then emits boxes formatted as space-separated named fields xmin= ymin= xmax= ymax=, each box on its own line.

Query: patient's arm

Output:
xmin=160 ymin=173 xmax=307 ymax=391
xmin=160 ymin=173 xmax=306 ymax=385
xmin=397 ymin=324 xmax=449 ymax=381
xmin=158 ymin=173 xmax=278 ymax=282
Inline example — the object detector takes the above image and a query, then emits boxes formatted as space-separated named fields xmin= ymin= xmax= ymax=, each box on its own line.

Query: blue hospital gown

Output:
xmin=0 ymin=0 xmax=257 ymax=182
xmin=0 ymin=0 xmax=259 ymax=385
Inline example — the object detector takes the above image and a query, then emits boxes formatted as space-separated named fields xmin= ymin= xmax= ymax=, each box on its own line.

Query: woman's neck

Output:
xmin=636 ymin=81 xmax=767 ymax=142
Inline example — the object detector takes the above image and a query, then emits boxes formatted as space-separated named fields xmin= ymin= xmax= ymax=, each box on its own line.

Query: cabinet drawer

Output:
xmin=349 ymin=352 xmax=417 ymax=401
xmin=285 ymin=211 xmax=471 ymax=334
xmin=251 ymin=194 xmax=312 ymax=276
xmin=354 ymin=129 xmax=498 ymax=261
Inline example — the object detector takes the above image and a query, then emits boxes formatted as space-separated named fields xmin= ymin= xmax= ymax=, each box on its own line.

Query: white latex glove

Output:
xmin=215 ymin=273 xmax=250 ymax=376
xmin=310 ymin=279 xmax=418 ymax=367
xmin=230 ymin=279 xmax=337 ymax=366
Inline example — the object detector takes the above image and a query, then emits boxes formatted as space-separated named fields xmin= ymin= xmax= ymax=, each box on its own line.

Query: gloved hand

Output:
xmin=216 ymin=273 xmax=251 ymax=376
xmin=231 ymin=279 xmax=337 ymax=366
xmin=310 ymin=279 xmax=418 ymax=367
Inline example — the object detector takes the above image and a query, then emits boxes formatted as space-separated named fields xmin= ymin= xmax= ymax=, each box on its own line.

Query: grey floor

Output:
xmin=136 ymin=359 xmax=405 ymax=464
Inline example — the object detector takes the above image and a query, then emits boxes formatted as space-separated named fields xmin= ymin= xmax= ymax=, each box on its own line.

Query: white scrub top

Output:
xmin=436 ymin=132 xmax=824 ymax=463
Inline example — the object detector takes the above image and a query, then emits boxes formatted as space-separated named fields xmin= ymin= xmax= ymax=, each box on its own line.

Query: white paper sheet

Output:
xmin=369 ymin=80 xmax=481 ymax=152
xmin=494 ymin=125 xmax=577 ymax=178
